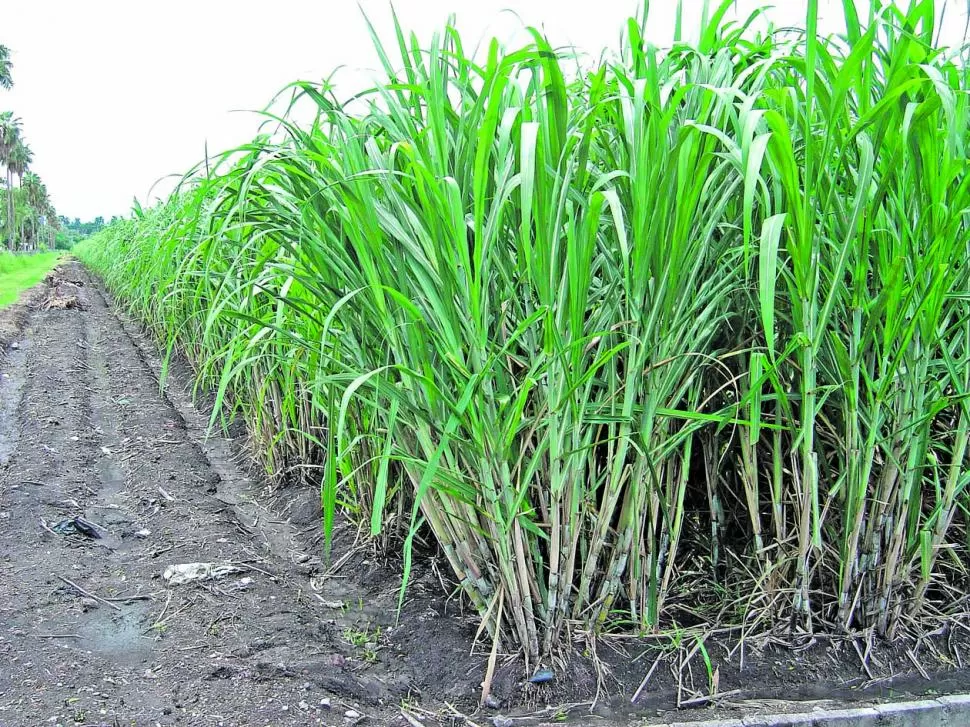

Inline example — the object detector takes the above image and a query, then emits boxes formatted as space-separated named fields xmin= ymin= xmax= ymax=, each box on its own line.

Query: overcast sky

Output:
xmin=3 ymin=1 xmax=968 ymax=221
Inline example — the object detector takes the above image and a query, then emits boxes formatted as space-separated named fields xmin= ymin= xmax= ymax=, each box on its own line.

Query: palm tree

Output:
xmin=8 ymin=141 xmax=33 ymax=250
xmin=0 ymin=111 xmax=22 ymax=250
xmin=0 ymin=45 xmax=12 ymax=90
xmin=5 ymin=137 xmax=31 ymax=250
xmin=9 ymin=139 xmax=31 ymax=185
xmin=21 ymin=172 xmax=50 ymax=251
xmin=21 ymin=172 xmax=40 ymax=250
xmin=45 ymin=201 xmax=58 ymax=248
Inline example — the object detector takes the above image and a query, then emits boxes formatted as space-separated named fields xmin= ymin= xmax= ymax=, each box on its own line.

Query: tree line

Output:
xmin=1 ymin=43 xmax=59 ymax=252
xmin=55 ymin=216 xmax=110 ymax=249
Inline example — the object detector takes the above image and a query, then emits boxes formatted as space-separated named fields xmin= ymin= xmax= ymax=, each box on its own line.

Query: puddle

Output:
xmin=95 ymin=456 xmax=126 ymax=497
xmin=75 ymin=603 xmax=154 ymax=665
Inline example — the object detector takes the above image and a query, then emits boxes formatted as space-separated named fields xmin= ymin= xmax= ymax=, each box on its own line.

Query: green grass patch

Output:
xmin=0 ymin=251 xmax=60 ymax=308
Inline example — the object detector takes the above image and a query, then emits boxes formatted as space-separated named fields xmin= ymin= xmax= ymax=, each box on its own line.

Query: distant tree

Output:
xmin=21 ymin=172 xmax=49 ymax=250
xmin=0 ymin=49 xmax=64 ymax=250
xmin=52 ymin=214 xmax=106 ymax=248
xmin=8 ymin=138 xmax=31 ymax=185
xmin=0 ymin=45 xmax=11 ymax=90
xmin=5 ymin=138 xmax=32 ymax=250
xmin=0 ymin=111 xmax=22 ymax=250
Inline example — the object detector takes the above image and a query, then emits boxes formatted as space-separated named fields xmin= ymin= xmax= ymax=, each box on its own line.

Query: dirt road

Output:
xmin=0 ymin=262 xmax=482 ymax=727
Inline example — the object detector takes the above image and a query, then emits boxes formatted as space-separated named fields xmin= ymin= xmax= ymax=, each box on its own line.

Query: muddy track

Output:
xmin=0 ymin=263 xmax=485 ymax=727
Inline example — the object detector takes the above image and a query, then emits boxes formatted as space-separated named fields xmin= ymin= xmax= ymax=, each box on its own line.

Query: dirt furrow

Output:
xmin=0 ymin=263 xmax=483 ymax=727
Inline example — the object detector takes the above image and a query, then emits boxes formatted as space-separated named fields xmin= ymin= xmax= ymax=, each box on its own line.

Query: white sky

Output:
xmin=3 ymin=1 xmax=968 ymax=221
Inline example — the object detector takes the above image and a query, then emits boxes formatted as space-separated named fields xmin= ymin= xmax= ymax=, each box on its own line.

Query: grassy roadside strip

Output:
xmin=0 ymin=251 xmax=60 ymax=308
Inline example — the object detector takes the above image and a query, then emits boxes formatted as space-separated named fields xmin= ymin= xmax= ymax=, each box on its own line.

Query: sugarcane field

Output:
xmin=1 ymin=1 xmax=970 ymax=726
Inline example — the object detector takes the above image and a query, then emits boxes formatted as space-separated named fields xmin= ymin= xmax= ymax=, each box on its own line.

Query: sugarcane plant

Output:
xmin=77 ymin=0 xmax=970 ymax=662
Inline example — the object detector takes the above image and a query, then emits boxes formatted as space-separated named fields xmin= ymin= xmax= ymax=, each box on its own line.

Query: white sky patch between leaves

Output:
xmin=4 ymin=0 xmax=968 ymax=220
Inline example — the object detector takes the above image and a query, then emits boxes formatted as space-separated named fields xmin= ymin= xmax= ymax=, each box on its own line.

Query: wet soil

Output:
xmin=1 ymin=262 xmax=968 ymax=727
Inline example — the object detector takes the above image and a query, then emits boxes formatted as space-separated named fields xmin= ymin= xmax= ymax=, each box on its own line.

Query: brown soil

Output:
xmin=0 ymin=261 xmax=967 ymax=727
xmin=0 ymin=262 xmax=486 ymax=727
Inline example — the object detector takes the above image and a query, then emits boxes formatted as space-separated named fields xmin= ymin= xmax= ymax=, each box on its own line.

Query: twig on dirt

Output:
xmin=518 ymin=702 xmax=592 ymax=720
xmin=148 ymin=601 xmax=192 ymax=635
xmin=676 ymin=649 xmax=684 ymax=707
xmin=321 ymin=546 xmax=359 ymax=578
xmin=19 ymin=480 xmax=47 ymax=487
xmin=863 ymin=630 xmax=875 ymax=667
xmin=36 ymin=633 xmax=81 ymax=639
xmin=479 ymin=587 xmax=504 ymax=706
xmin=444 ymin=702 xmax=486 ymax=727
xmin=675 ymin=630 xmax=709 ymax=707
xmin=149 ymin=542 xmax=188 ymax=558
xmin=55 ymin=575 xmax=122 ymax=612
xmin=101 ymin=593 xmax=154 ymax=603
xmin=678 ymin=689 xmax=743 ymax=708
xmin=231 ymin=561 xmax=272 ymax=578
xmin=861 ymin=673 xmax=899 ymax=689
xmin=150 ymin=591 xmax=173 ymax=628
xmin=852 ymin=639 xmax=874 ymax=680
xmin=398 ymin=710 xmax=424 ymax=727
xmin=905 ymin=648 xmax=930 ymax=680
xmin=631 ymin=650 xmax=664 ymax=703
xmin=157 ymin=486 xmax=175 ymax=502
xmin=793 ymin=636 xmax=818 ymax=652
